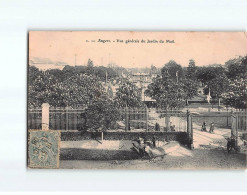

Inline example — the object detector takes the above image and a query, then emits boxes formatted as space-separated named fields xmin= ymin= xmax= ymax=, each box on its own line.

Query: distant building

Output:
xmin=102 ymin=70 xmax=157 ymax=107
xmin=29 ymin=57 xmax=67 ymax=70
xmin=128 ymin=72 xmax=157 ymax=107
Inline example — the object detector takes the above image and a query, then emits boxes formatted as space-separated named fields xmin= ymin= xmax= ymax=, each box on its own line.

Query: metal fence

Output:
xmin=28 ymin=106 xmax=189 ymax=132
xmin=191 ymin=111 xmax=247 ymax=131
xmin=119 ymin=107 xmax=148 ymax=131
xmin=28 ymin=107 xmax=86 ymax=130
xmin=236 ymin=111 xmax=247 ymax=131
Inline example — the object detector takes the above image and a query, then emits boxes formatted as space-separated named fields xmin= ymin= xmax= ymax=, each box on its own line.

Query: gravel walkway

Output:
xmin=60 ymin=127 xmax=246 ymax=170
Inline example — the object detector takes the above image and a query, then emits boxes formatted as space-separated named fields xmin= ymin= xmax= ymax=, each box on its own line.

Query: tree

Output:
xmin=28 ymin=71 xmax=106 ymax=108
xmin=46 ymin=69 xmax=65 ymax=82
xmin=222 ymin=55 xmax=247 ymax=110
xmin=186 ymin=59 xmax=197 ymax=80
xmin=86 ymin=58 xmax=94 ymax=75
xmin=28 ymin=70 xmax=60 ymax=108
xmin=196 ymin=65 xmax=225 ymax=86
xmin=114 ymin=81 xmax=143 ymax=108
xmin=204 ymin=73 xmax=229 ymax=99
xmin=84 ymin=95 xmax=121 ymax=131
xmin=222 ymin=77 xmax=247 ymax=110
xmin=29 ymin=66 xmax=40 ymax=82
xmin=58 ymin=74 xmax=105 ymax=107
xmin=225 ymin=55 xmax=247 ymax=80
xmin=145 ymin=75 xmax=187 ymax=110
xmin=151 ymin=64 xmax=158 ymax=74
xmin=161 ymin=60 xmax=184 ymax=82
xmin=93 ymin=66 xmax=118 ymax=82
xmin=87 ymin=58 xmax=94 ymax=67
xmin=182 ymin=78 xmax=199 ymax=103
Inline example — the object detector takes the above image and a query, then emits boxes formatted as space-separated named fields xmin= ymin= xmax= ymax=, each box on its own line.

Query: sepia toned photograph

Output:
xmin=28 ymin=31 xmax=247 ymax=169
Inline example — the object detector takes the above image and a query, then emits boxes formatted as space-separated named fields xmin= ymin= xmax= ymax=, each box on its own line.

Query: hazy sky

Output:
xmin=29 ymin=31 xmax=247 ymax=68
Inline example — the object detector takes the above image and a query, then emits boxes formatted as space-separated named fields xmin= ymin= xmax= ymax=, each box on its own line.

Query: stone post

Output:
xmin=165 ymin=114 xmax=170 ymax=131
xmin=187 ymin=110 xmax=194 ymax=149
xmin=42 ymin=103 xmax=50 ymax=130
xmin=101 ymin=131 xmax=104 ymax=142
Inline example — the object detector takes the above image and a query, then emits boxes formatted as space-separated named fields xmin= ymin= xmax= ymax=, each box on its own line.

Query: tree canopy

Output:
xmin=114 ymin=81 xmax=143 ymax=108
xmin=222 ymin=55 xmax=247 ymax=109
xmin=145 ymin=75 xmax=187 ymax=110
xmin=225 ymin=55 xmax=247 ymax=80
xmin=161 ymin=60 xmax=184 ymax=82
xmin=146 ymin=60 xmax=199 ymax=110
xmin=196 ymin=65 xmax=226 ymax=86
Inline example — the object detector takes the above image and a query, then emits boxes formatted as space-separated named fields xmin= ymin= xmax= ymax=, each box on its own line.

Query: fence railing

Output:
xmin=28 ymin=103 xmax=194 ymax=148
xmin=28 ymin=104 xmax=190 ymax=132
xmin=191 ymin=111 xmax=247 ymax=131
xmin=236 ymin=111 xmax=247 ymax=131
xmin=28 ymin=107 xmax=86 ymax=130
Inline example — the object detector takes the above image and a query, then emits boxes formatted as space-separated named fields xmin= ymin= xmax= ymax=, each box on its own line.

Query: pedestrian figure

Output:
xmin=227 ymin=138 xmax=233 ymax=153
xmin=155 ymin=122 xmax=160 ymax=131
xmin=201 ymin=121 xmax=207 ymax=132
xmin=209 ymin=122 xmax=214 ymax=133
xmin=152 ymin=136 xmax=156 ymax=148
xmin=132 ymin=137 xmax=146 ymax=157
xmin=170 ymin=125 xmax=176 ymax=131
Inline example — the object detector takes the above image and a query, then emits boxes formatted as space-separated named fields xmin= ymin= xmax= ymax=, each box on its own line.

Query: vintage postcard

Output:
xmin=28 ymin=31 xmax=247 ymax=169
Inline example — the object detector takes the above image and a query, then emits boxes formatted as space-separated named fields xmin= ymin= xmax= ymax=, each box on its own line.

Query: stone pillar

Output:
xmin=187 ymin=111 xmax=194 ymax=149
xmin=101 ymin=131 xmax=104 ymax=142
xmin=42 ymin=103 xmax=50 ymax=130
xmin=165 ymin=114 xmax=170 ymax=131
xmin=231 ymin=112 xmax=236 ymax=138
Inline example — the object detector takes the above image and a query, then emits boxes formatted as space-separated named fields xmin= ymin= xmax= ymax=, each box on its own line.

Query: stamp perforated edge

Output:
xmin=28 ymin=129 xmax=61 ymax=169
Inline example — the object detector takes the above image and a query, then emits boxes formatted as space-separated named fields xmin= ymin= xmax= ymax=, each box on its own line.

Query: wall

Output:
xmin=61 ymin=131 xmax=189 ymax=145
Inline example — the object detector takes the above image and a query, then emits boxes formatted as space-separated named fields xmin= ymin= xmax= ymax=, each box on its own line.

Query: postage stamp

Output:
xmin=28 ymin=130 xmax=60 ymax=168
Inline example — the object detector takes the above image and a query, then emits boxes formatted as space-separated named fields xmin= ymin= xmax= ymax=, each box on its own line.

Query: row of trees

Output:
xmin=145 ymin=55 xmax=247 ymax=110
xmin=145 ymin=60 xmax=199 ymax=110
xmin=28 ymin=59 xmax=143 ymax=131
xmin=28 ymin=55 xmax=246 ymax=131
xmin=222 ymin=56 xmax=247 ymax=109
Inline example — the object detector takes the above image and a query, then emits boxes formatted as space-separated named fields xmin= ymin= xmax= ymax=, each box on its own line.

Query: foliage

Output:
xmin=222 ymin=55 xmax=247 ymax=109
xmin=186 ymin=59 xmax=197 ymax=80
xmin=114 ymin=81 xmax=143 ymax=108
xmin=146 ymin=59 xmax=200 ymax=109
xmin=145 ymin=75 xmax=187 ymax=110
xmin=204 ymin=73 xmax=229 ymax=98
xmin=161 ymin=60 xmax=184 ymax=82
xmin=196 ymin=65 xmax=226 ymax=86
xmin=225 ymin=55 xmax=247 ymax=80
xmin=28 ymin=70 xmax=106 ymax=108
xmin=28 ymin=67 xmax=59 ymax=107
xmin=222 ymin=77 xmax=247 ymax=109
xmin=29 ymin=66 xmax=40 ymax=82
xmin=93 ymin=66 xmax=118 ymax=82
xmin=182 ymin=78 xmax=199 ymax=100
xmin=57 ymin=74 xmax=105 ymax=107
xmin=84 ymin=95 xmax=121 ymax=131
